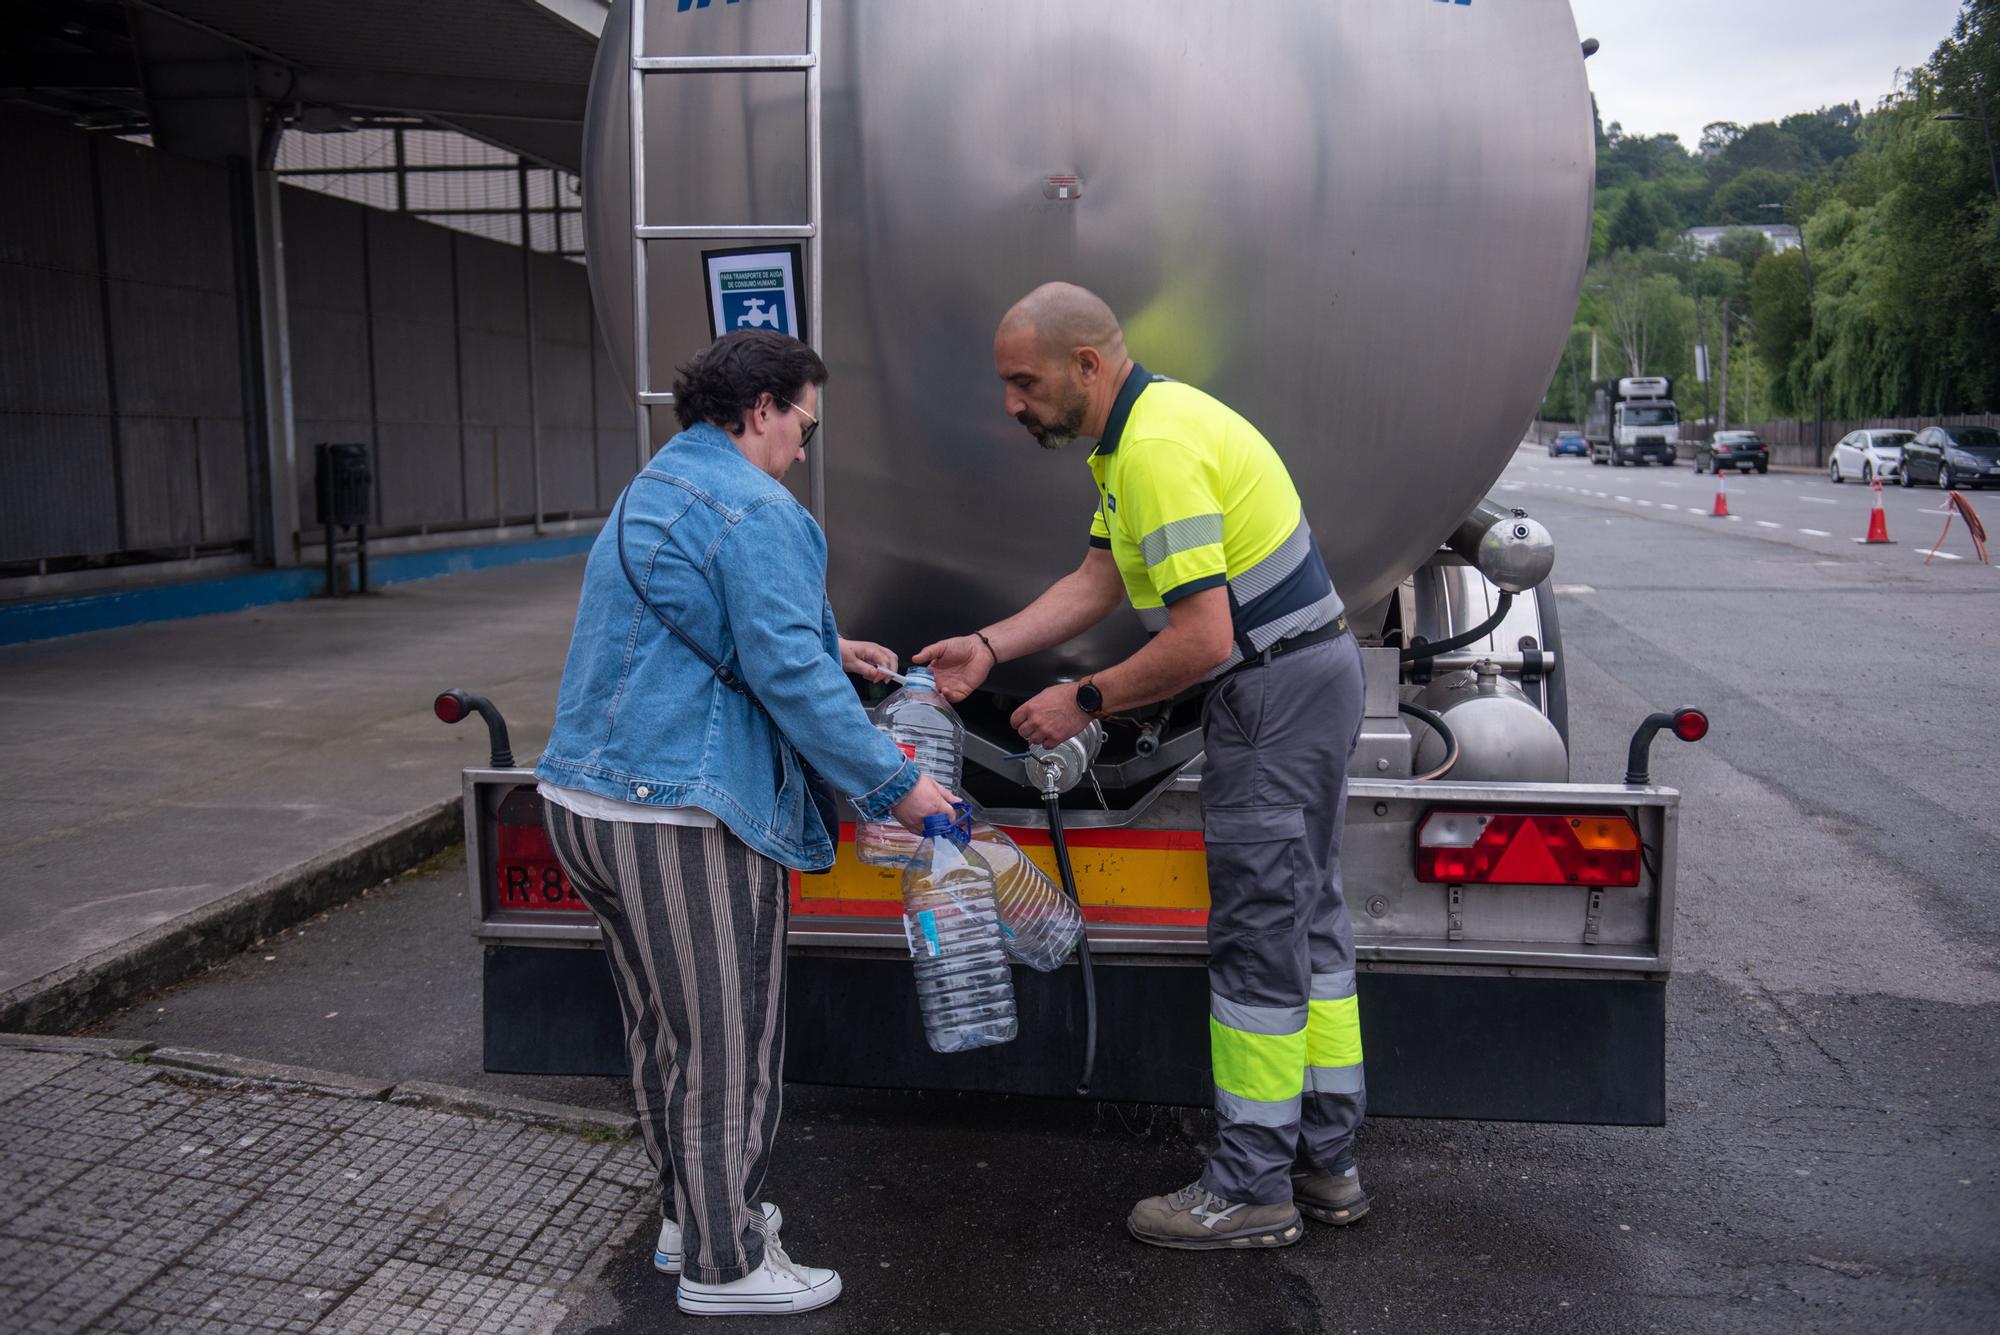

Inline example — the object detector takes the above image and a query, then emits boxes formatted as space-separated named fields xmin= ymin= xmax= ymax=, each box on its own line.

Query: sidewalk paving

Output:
xmin=0 ymin=557 xmax=586 ymax=1031
xmin=0 ymin=1037 xmax=651 ymax=1334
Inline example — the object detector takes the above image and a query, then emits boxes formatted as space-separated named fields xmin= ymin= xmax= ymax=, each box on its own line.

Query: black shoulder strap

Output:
xmin=613 ymin=484 xmax=755 ymax=702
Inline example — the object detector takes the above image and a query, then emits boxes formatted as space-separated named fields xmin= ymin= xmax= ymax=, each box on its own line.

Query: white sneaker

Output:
xmin=653 ymin=1202 xmax=783 ymax=1275
xmin=676 ymin=1235 xmax=842 ymax=1317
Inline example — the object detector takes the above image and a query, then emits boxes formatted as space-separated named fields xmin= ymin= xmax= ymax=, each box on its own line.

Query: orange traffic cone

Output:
xmin=1858 ymin=478 xmax=1893 ymax=544
xmin=1709 ymin=468 xmax=1730 ymax=519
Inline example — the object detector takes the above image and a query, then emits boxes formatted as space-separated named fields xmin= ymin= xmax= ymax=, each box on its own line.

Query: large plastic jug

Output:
xmin=901 ymin=813 xmax=1017 ymax=1054
xmin=967 ymin=822 xmax=1085 ymax=973
xmin=854 ymin=667 xmax=963 ymax=868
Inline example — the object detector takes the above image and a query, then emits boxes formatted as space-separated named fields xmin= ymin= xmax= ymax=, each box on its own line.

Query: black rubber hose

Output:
xmin=1400 ymin=590 xmax=1514 ymax=663
xmin=1043 ymin=792 xmax=1099 ymax=1095
xmin=1400 ymin=699 xmax=1460 ymax=781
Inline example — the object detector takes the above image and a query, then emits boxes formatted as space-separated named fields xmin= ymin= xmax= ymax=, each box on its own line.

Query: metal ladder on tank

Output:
xmin=626 ymin=0 xmax=826 ymax=519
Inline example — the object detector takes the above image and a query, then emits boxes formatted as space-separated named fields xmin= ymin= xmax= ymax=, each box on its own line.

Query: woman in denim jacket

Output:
xmin=537 ymin=330 xmax=956 ymax=1317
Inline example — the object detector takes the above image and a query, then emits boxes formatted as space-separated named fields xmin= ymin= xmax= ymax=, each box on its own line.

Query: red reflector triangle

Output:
xmin=1485 ymin=820 xmax=1569 ymax=884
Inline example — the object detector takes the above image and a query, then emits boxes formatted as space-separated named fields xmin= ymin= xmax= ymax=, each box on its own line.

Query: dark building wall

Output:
xmin=2 ymin=107 xmax=627 ymax=578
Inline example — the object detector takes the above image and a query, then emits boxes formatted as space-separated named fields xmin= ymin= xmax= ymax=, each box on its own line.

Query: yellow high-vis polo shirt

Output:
xmin=1086 ymin=363 xmax=1344 ymax=671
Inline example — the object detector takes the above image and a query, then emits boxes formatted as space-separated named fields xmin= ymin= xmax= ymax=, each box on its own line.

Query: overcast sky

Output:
xmin=1567 ymin=0 xmax=1968 ymax=148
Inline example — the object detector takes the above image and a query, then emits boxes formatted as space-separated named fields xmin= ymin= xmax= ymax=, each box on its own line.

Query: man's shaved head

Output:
xmin=998 ymin=282 xmax=1127 ymax=363
xmin=994 ymin=281 xmax=1134 ymax=449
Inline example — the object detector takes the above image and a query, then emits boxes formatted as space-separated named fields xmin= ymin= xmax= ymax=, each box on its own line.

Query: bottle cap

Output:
xmin=906 ymin=666 xmax=935 ymax=689
xmin=920 ymin=813 xmax=954 ymax=836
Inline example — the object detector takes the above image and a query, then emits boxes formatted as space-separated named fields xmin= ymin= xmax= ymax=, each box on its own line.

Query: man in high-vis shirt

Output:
xmin=914 ymin=283 xmax=1369 ymax=1251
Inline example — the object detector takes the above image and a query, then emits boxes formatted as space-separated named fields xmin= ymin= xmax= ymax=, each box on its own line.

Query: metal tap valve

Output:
xmin=1023 ymin=720 xmax=1105 ymax=796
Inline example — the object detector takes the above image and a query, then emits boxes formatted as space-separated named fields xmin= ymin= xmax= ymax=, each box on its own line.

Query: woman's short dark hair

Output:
xmin=671 ymin=330 xmax=828 ymax=432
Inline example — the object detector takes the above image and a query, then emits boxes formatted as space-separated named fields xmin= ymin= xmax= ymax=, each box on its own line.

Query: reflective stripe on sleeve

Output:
xmin=1139 ymin=513 xmax=1225 ymax=569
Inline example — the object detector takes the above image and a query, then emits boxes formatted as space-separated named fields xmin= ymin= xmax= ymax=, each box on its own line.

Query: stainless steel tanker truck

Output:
xmin=439 ymin=0 xmax=1705 ymax=1125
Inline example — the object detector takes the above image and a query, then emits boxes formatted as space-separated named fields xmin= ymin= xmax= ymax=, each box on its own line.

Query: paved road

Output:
xmin=86 ymin=446 xmax=2000 ymax=1331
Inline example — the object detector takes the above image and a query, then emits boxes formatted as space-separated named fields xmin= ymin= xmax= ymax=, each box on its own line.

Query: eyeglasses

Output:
xmin=775 ymin=396 xmax=819 ymax=447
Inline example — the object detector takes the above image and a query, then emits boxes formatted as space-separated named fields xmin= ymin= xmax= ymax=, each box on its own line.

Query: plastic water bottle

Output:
xmin=967 ymin=822 xmax=1085 ymax=972
xmin=854 ymin=667 xmax=964 ymax=868
xmin=901 ymin=813 xmax=1017 ymax=1054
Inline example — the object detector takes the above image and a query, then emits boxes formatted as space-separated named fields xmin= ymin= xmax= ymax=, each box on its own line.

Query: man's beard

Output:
xmin=1019 ymin=398 xmax=1088 ymax=451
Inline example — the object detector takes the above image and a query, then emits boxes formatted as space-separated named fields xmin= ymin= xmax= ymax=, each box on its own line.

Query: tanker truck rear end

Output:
xmin=445 ymin=0 xmax=1702 ymax=1126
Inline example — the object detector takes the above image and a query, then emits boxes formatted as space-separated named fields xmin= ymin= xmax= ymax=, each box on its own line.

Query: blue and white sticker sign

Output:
xmin=702 ymin=245 xmax=805 ymax=343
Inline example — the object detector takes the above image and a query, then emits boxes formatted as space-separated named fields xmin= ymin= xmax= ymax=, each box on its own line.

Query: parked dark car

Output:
xmin=1547 ymin=429 xmax=1587 ymax=457
xmin=1901 ymin=424 xmax=2000 ymax=490
xmin=1695 ymin=431 xmax=1769 ymax=474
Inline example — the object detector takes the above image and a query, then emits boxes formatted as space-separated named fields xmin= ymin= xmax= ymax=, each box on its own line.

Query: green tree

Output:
xmin=1699 ymin=121 xmax=1745 ymax=158
xmin=1712 ymin=168 xmax=1804 ymax=223
xmin=1606 ymin=187 xmax=1673 ymax=253
xmin=1748 ymin=250 xmax=1811 ymax=412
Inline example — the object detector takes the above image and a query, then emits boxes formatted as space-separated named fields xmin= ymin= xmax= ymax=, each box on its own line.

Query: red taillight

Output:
xmin=492 ymin=789 xmax=590 ymax=913
xmin=1673 ymin=709 xmax=1708 ymax=742
xmin=434 ymin=691 xmax=467 ymax=723
xmin=1416 ymin=811 xmax=1642 ymax=887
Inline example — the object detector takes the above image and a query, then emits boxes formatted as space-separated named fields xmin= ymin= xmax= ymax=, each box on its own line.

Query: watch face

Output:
xmin=1076 ymin=683 xmax=1103 ymax=714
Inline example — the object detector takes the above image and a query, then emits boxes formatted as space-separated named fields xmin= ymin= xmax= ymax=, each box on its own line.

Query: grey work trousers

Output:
xmin=543 ymin=807 xmax=788 ymax=1285
xmin=1197 ymin=631 xmax=1368 ymax=1205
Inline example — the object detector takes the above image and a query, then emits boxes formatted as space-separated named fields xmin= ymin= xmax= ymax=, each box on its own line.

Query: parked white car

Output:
xmin=1828 ymin=429 xmax=1913 ymax=484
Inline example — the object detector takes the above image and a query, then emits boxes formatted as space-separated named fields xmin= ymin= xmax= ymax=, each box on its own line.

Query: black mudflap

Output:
xmin=483 ymin=943 xmax=1666 ymax=1125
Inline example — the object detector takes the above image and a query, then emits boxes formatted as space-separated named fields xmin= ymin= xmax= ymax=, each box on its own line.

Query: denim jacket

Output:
xmin=536 ymin=422 xmax=917 ymax=870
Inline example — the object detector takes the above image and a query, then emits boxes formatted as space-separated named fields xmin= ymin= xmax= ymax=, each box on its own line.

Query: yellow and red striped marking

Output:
xmin=789 ymin=825 xmax=1210 ymax=926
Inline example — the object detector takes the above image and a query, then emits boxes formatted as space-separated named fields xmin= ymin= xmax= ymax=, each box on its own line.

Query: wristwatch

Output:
xmin=1074 ymin=680 xmax=1105 ymax=718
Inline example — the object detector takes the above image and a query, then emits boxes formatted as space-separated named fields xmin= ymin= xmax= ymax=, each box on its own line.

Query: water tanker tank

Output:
xmin=583 ymin=0 xmax=1594 ymax=696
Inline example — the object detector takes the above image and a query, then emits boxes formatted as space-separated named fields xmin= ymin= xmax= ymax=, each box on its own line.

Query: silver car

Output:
xmin=1829 ymin=429 xmax=1912 ymax=484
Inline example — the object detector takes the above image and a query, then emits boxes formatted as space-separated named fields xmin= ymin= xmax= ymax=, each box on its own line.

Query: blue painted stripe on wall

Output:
xmin=0 ymin=533 xmax=596 ymax=648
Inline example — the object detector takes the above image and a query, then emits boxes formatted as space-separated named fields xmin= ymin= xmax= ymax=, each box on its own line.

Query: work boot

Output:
xmin=1126 ymin=1182 xmax=1303 ymax=1250
xmin=654 ymin=1202 xmax=783 ymax=1275
xmin=1291 ymin=1167 xmax=1370 ymax=1226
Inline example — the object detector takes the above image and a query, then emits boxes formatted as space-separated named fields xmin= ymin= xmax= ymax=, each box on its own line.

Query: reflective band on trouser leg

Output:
xmin=1305 ymin=975 xmax=1364 ymax=1096
xmin=1209 ymin=996 xmax=1307 ymax=1128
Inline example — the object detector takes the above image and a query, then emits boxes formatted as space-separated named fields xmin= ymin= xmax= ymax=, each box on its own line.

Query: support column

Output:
xmin=250 ymin=166 xmax=299 ymax=565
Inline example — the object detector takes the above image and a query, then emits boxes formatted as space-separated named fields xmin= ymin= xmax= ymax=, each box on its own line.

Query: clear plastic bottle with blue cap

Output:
xmin=901 ymin=809 xmax=1017 ymax=1054
xmin=855 ymin=666 xmax=964 ymax=868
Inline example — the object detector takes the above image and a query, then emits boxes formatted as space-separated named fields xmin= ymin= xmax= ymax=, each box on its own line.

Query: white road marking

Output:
xmin=1800 ymin=496 xmax=1838 ymax=505
xmin=1799 ymin=528 xmax=1832 ymax=537
xmin=1922 ymin=550 xmax=1964 ymax=561
xmin=1553 ymin=583 xmax=1595 ymax=594
xmin=1756 ymin=521 xmax=1782 ymax=529
xmin=1615 ymin=495 xmax=1632 ymax=503
xmin=1637 ymin=499 xmax=1654 ymax=506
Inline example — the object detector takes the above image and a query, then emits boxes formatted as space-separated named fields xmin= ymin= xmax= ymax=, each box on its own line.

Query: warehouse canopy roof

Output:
xmin=0 ymin=0 xmax=607 ymax=170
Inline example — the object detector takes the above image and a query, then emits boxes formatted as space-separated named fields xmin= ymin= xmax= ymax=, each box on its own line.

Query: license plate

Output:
xmin=493 ymin=790 xmax=592 ymax=914
xmin=495 ymin=856 xmax=590 ymax=912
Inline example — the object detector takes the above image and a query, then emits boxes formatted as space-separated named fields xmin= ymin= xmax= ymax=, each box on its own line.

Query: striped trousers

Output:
xmin=543 ymin=806 xmax=788 ymax=1285
xmin=1196 ymin=633 xmax=1368 ymax=1206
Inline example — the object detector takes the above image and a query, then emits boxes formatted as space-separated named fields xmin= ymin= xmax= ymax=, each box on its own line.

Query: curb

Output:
xmin=0 ymin=1031 xmax=638 ymax=1140
xmin=0 ymin=1032 xmax=156 ymax=1060
xmin=149 ymin=1047 xmax=397 ymax=1100
xmin=0 ymin=800 xmax=463 ymax=1036
xmin=389 ymin=1080 xmax=639 ymax=1139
